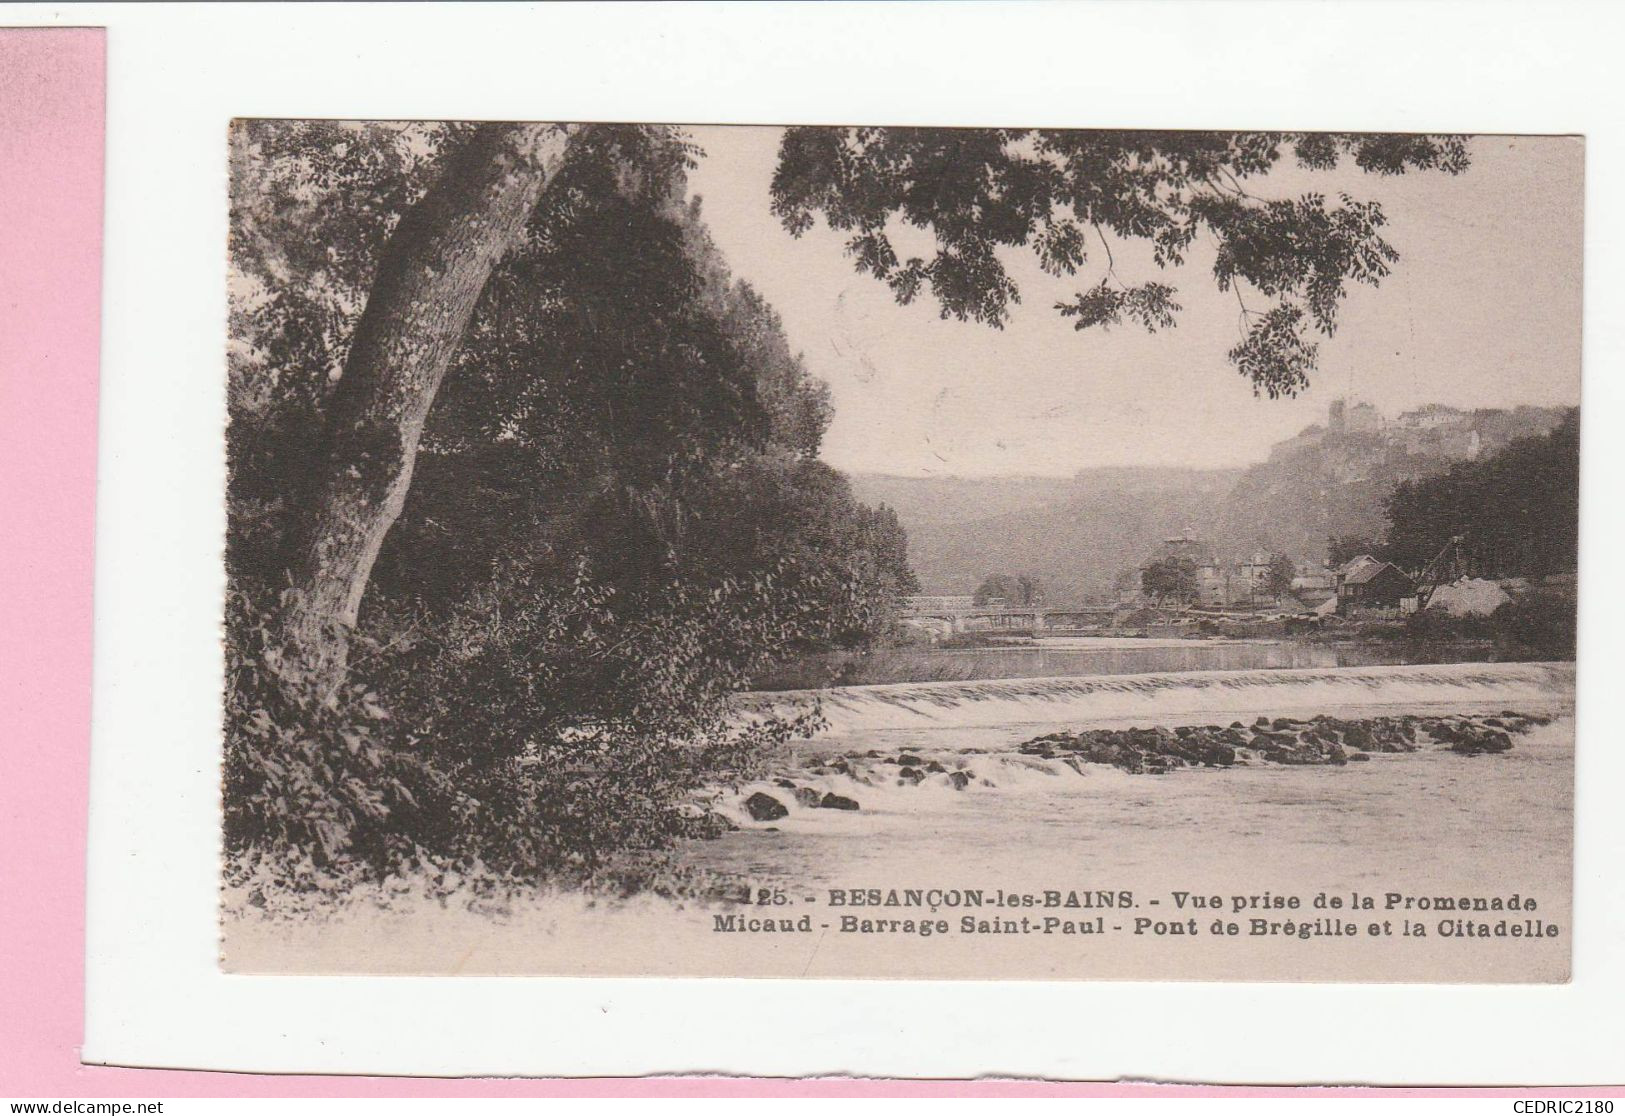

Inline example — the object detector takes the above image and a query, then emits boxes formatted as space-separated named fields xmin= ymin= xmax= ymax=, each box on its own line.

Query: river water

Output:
xmin=771 ymin=635 xmax=1505 ymax=688
xmin=225 ymin=655 xmax=1575 ymax=982
xmin=690 ymin=659 xmax=1576 ymax=981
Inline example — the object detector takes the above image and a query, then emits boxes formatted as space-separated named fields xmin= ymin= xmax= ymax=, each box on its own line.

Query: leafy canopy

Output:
xmin=771 ymin=129 xmax=1469 ymax=398
xmin=974 ymin=572 xmax=1043 ymax=607
xmin=1141 ymin=555 xmax=1198 ymax=603
xmin=1264 ymin=553 xmax=1297 ymax=598
xmin=226 ymin=122 xmax=922 ymax=890
xmin=1383 ymin=410 xmax=1578 ymax=580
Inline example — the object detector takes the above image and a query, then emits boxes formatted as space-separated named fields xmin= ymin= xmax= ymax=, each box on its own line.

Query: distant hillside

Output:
xmin=1210 ymin=403 xmax=1572 ymax=559
xmin=850 ymin=467 xmax=1240 ymax=603
xmin=844 ymin=474 xmax=1083 ymax=528
xmin=851 ymin=402 xmax=1572 ymax=604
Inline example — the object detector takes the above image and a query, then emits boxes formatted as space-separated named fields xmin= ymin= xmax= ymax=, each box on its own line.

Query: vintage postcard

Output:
xmin=221 ymin=123 xmax=1579 ymax=982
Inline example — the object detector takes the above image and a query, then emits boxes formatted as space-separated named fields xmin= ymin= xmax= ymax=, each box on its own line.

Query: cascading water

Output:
xmin=691 ymin=661 xmax=1576 ymax=948
xmin=737 ymin=661 xmax=1574 ymax=744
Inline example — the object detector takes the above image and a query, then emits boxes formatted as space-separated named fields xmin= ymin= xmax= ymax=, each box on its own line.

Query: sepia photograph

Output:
xmin=221 ymin=122 xmax=1580 ymax=982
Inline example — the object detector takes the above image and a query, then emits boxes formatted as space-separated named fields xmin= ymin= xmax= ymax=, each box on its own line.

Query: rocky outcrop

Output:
xmin=1017 ymin=711 xmax=1549 ymax=775
xmin=714 ymin=710 xmax=1552 ymax=831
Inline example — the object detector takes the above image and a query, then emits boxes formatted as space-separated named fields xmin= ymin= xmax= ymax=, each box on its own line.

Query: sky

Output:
xmin=684 ymin=128 xmax=1583 ymax=478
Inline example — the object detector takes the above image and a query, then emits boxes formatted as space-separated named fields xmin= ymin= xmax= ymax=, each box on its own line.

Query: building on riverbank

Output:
xmin=1118 ymin=538 xmax=1291 ymax=611
xmin=1335 ymin=554 xmax=1414 ymax=614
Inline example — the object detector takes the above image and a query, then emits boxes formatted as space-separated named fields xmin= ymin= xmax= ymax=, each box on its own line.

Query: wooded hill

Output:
xmin=853 ymin=404 xmax=1571 ymax=602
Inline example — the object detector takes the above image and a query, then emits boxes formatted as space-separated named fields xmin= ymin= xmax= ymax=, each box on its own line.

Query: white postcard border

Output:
xmin=63 ymin=0 xmax=1625 ymax=1082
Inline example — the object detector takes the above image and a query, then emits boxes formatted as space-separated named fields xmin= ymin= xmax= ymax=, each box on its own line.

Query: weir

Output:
xmin=738 ymin=661 xmax=1576 ymax=738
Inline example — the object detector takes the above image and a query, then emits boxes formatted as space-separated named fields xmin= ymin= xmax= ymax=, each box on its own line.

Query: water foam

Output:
xmin=739 ymin=661 xmax=1575 ymax=737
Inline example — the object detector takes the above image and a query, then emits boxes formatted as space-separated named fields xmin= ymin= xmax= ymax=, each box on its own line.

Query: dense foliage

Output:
xmin=1264 ymin=553 xmax=1297 ymax=599
xmin=1396 ymin=582 xmax=1576 ymax=661
xmin=1383 ymin=410 xmax=1579 ymax=579
xmin=772 ymin=129 xmax=1468 ymax=398
xmin=227 ymin=122 xmax=917 ymax=893
xmin=973 ymin=573 xmax=1044 ymax=607
xmin=1141 ymin=556 xmax=1197 ymax=604
xmin=1326 ymin=534 xmax=1385 ymax=567
xmin=1330 ymin=415 xmax=1581 ymax=660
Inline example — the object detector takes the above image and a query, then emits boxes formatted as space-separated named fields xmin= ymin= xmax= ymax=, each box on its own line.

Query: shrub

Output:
xmin=1396 ymin=582 xmax=1577 ymax=660
xmin=1490 ymin=584 xmax=1577 ymax=659
xmin=223 ymin=559 xmax=826 ymax=901
xmin=222 ymin=590 xmax=470 ymax=879
xmin=1402 ymin=607 xmax=1492 ymax=645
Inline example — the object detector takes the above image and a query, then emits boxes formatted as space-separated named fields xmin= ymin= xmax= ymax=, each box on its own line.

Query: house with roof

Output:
xmin=1194 ymin=551 xmax=1286 ymax=609
xmin=1335 ymin=555 xmax=1414 ymax=613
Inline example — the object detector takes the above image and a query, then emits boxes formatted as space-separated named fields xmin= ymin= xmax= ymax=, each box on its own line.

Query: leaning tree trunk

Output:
xmin=276 ymin=122 xmax=574 ymax=698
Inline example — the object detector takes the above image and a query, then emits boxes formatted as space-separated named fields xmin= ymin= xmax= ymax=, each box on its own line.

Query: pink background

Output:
xmin=0 ymin=23 xmax=1616 ymax=1099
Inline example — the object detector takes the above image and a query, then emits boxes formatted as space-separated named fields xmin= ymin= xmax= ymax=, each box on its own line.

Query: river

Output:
xmin=757 ymin=635 xmax=1508 ymax=688
xmin=224 ymin=657 xmax=1575 ymax=982
xmin=693 ymin=659 xmax=1576 ymax=981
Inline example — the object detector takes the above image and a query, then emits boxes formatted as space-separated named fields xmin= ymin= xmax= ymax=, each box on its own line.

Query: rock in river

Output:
xmin=744 ymin=792 xmax=788 ymax=822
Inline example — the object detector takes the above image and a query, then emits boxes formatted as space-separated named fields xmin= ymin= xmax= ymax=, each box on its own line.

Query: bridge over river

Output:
xmin=900 ymin=595 xmax=1118 ymax=634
